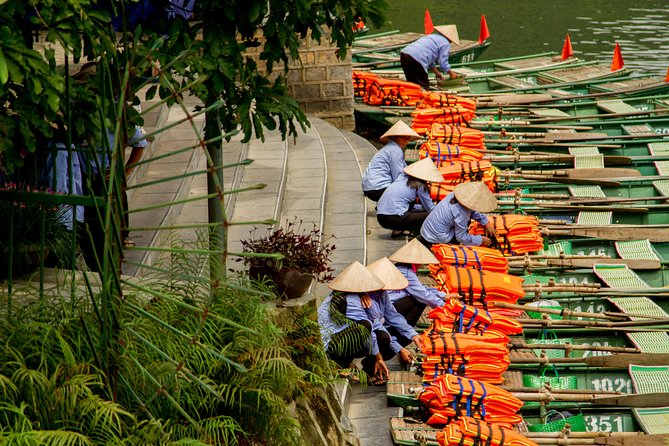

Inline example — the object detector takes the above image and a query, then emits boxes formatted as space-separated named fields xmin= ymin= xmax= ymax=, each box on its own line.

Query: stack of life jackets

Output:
xmin=470 ymin=214 xmax=544 ymax=255
xmin=364 ymin=77 xmax=426 ymax=107
xmin=411 ymin=107 xmax=476 ymax=134
xmin=428 ymin=265 xmax=525 ymax=310
xmin=419 ymin=374 xmax=523 ymax=428
xmin=415 ymin=91 xmax=477 ymax=113
xmin=430 ymin=161 xmax=498 ymax=202
xmin=436 ymin=416 xmax=539 ymax=446
xmin=428 ymin=298 xmax=523 ymax=338
xmin=419 ymin=141 xmax=484 ymax=168
xmin=421 ymin=331 xmax=510 ymax=384
xmin=352 ymin=71 xmax=379 ymax=98
xmin=431 ymin=244 xmax=509 ymax=273
xmin=427 ymin=123 xmax=486 ymax=150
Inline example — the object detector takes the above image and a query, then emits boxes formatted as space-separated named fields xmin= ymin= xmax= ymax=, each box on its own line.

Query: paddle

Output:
xmin=498 ymin=172 xmax=621 ymax=187
xmin=594 ymin=434 xmax=669 ymax=445
xmin=517 ymin=167 xmax=641 ymax=179
xmin=509 ymin=258 xmax=661 ymax=270
xmin=583 ymin=352 xmax=669 ymax=367
xmin=592 ymin=393 xmax=669 ymax=408
xmin=543 ymin=226 xmax=669 ymax=243
xmin=500 ymin=202 xmax=650 ymax=213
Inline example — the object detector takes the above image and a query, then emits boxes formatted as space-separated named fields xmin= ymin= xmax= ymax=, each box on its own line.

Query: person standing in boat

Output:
xmin=419 ymin=181 xmax=498 ymax=247
xmin=317 ymin=261 xmax=421 ymax=383
xmin=400 ymin=24 xmax=461 ymax=89
xmin=362 ymin=121 xmax=421 ymax=202
xmin=376 ymin=157 xmax=443 ymax=238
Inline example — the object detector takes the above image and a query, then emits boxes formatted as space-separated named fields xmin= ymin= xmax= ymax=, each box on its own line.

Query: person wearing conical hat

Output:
xmin=362 ymin=120 xmax=421 ymax=202
xmin=376 ymin=157 xmax=443 ymax=239
xmin=400 ymin=24 xmax=461 ymax=89
xmin=367 ymin=257 xmax=424 ymax=366
xmin=318 ymin=261 xmax=406 ymax=383
xmin=385 ymin=238 xmax=448 ymax=338
xmin=420 ymin=181 xmax=498 ymax=247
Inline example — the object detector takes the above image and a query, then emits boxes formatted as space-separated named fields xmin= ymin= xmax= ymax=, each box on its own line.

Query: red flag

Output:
xmin=665 ymin=66 xmax=669 ymax=83
xmin=478 ymin=15 xmax=490 ymax=43
xmin=561 ymin=33 xmax=574 ymax=60
xmin=611 ymin=43 xmax=624 ymax=71
xmin=424 ymin=8 xmax=434 ymax=35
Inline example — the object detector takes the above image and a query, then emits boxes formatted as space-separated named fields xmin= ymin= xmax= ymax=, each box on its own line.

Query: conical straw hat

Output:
xmin=389 ymin=238 xmax=439 ymax=265
xmin=379 ymin=120 xmax=421 ymax=144
xmin=329 ymin=260 xmax=385 ymax=292
xmin=403 ymin=157 xmax=444 ymax=183
xmin=454 ymin=181 xmax=498 ymax=212
xmin=434 ymin=25 xmax=460 ymax=45
xmin=367 ymin=257 xmax=409 ymax=290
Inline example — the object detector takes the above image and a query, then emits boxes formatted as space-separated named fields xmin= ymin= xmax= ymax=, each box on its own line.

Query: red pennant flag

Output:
xmin=478 ymin=15 xmax=490 ymax=43
xmin=611 ymin=43 xmax=624 ymax=71
xmin=561 ymin=33 xmax=574 ymax=60
xmin=424 ymin=8 xmax=434 ymax=35
xmin=665 ymin=66 xmax=669 ymax=83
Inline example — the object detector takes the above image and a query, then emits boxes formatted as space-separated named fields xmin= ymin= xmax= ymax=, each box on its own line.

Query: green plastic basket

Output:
xmin=527 ymin=410 xmax=587 ymax=432
xmin=523 ymin=367 xmax=577 ymax=390
xmin=527 ymin=330 xmax=574 ymax=359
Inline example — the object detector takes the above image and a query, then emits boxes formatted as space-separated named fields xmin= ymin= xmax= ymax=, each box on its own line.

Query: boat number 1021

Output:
xmin=590 ymin=377 xmax=632 ymax=393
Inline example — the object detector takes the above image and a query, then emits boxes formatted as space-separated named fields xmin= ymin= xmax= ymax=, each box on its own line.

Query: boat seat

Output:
xmin=633 ymin=407 xmax=669 ymax=435
xmin=537 ymin=65 xmax=612 ymax=83
xmin=569 ymin=185 xmax=606 ymax=198
xmin=530 ymin=108 xmax=571 ymax=117
xmin=596 ymin=99 xmax=639 ymax=114
xmin=593 ymin=264 xmax=650 ymax=289
xmin=593 ymin=77 xmax=661 ymax=93
xmin=621 ymin=123 xmax=657 ymax=136
xmin=576 ymin=211 xmax=611 ymax=225
xmin=654 ymin=160 xmax=669 ymax=176
xmin=629 ymin=365 xmax=669 ymax=393
xmin=648 ymin=141 xmax=669 ymax=156
xmin=626 ymin=332 xmax=669 ymax=354
xmin=494 ymin=56 xmax=559 ymax=70
xmin=654 ymin=179 xmax=669 ymax=197
xmin=540 ymin=241 xmax=572 ymax=256
xmin=573 ymin=154 xmax=604 ymax=169
xmin=488 ymin=76 xmax=536 ymax=89
xmin=608 ymin=297 xmax=667 ymax=320
xmin=568 ymin=146 xmax=600 ymax=155
xmin=615 ymin=239 xmax=661 ymax=261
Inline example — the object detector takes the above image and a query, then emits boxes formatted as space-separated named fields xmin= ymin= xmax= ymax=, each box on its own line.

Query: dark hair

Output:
xmin=406 ymin=177 xmax=426 ymax=191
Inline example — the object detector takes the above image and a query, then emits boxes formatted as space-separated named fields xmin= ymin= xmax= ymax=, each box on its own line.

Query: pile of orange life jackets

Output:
xmin=437 ymin=416 xmax=539 ymax=446
xmin=416 ymin=92 xmax=477 ymax=112
xmin=470 ymin=214 xmax=544 ymax=255
xmin=364 ymin=77 xmax=426 ymax=107
xmin=419 ymin=141 xmax=484 ymax=167
xmin=352 ymin=71 xmax=379 ymax=98
xmin=431 ymin=244 xmax=509 ymax=273
xmin=419 ymin=374 xmax=523 ymax=427
xmin=429 ymin=161 xmax=498 ymax=201
xmin=428 ymin=298 xmax=523 ymax=338
xmin=427 ymin=123 xmax=486 ymax=150
xmin=411 ymin=107 xmax=476 ymax=134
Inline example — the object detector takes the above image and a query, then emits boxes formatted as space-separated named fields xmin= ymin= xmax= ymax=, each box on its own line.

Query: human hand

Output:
xmin=360 ymin=294 xmax=372 ymax=309
xmin=374 ymin=356 xmax=389 ymax=382
xmin=435 ymin=72 xmax=444 ymax=85
xmin=449 ymin=70 xmax=459 ymax=79
xmin=481 ymin=236 xmax=492 ymax=247
xmin=412 ymin=334 xmax=423 ymax=351
xmin=484 ymin=221 xmax=498 ymax=239
xmin=398 ymin=348 xmax=414 ymax=365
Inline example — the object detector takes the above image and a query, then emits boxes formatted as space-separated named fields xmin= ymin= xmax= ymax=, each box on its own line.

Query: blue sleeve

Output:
xmin=382 ymin=293 xmax=418 ymax=342
xmin=404 ymin=268 xmax=446 ymax=308
xmin=389 ymin=149 xmax=407 ymax=182
xmin=438 ymin=41 xmax=452 ymax=73
xmin=454 ymin=208 xmax=483 ymax=246
xmin=472 ymin=212 xmax=489 ymax=225
xmin=419 ymin=187 xmax=435 ymax=212
xmin=346 ymin=295 xmax=378 ymax=355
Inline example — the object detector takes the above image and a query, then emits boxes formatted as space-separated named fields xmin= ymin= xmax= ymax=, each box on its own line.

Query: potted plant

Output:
xmin=239 ymin=220 xmax=336 ymax=299
xmin=0 ymin=182 xmax=72 ymax=279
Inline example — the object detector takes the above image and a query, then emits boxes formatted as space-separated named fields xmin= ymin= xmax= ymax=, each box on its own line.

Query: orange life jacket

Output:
xmin=437 ymin=417 xmax=539 ymax=446
xmin=428 ymin=298 xmax=523 ymax=337
xmin=470 ymin=214 xmax=544 ymax=255
xmin=431 ymin=244 xmax=509 ymax=273
xmin=411 ymin=107 xmax=476 ymax=134
xmin=419 ymin=141 xmax=484 ymax=167
xmin=416 ymin=92 xmax=477 ymax=113
xmin=352 ymin=71 xmax=379 ymax=98
xmin=364 ymin=77 xmax=426 ymax=106
xmin=428 ymin=123 xmax=486 ymax=149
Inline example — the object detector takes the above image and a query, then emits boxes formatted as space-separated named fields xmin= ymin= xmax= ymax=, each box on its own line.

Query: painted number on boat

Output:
xmin=576 ymin=248 xmax=608 ymax=257
xmin=584 ymin=415 xmax=624 ymax=432
xmin=557 ymin=277 xmax=591 ymax=285
xmin=572 ymin=303 xmax=607 ymax=314
xmin=590 ymin=377 xmax=632 ymax=394
xmin=460 ymin=53 xmax=475 ymax=63
xmin=580 ymin=341 xmax=611 ymax=358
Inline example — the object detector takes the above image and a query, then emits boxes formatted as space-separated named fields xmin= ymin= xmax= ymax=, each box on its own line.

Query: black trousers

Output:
xmin=327 ymin=321 xmax=396 ymax=376
xmin=400 ymin=53 xmax=429 ymax=89
xmin=363 ymin=188 xmax=386 ymax=202
xmin=388 ymin=296 xmax=426 ymax=347
xmin=377 ymin=211 xmax=429 ymax=232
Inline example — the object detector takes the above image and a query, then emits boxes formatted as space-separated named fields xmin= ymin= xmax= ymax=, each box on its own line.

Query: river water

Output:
xmin=375 ymin=0 xmax=669 ymax=75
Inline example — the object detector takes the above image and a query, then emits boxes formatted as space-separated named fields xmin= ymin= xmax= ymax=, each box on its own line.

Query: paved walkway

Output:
xmin=123 ymin=103 xmax=416 ymax=445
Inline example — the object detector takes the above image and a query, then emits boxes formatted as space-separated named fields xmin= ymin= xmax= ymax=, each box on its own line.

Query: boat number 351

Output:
xmin=584 ymin=415 xmax=624 ymax=432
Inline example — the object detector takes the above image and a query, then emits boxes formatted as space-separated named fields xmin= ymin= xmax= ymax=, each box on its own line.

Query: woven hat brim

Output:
xmin=403 ymin=157 xmax=444 ymax=183
xmin=329 ymin=261 xmax=385 ymax=292
xmin=454 ymin=182 xmax=498 ymax=213
xmin=434 ymin=25 xmax=460 ymax=45
xmin=379 ymin=121 xmax=421 ymax=144
xmin=388 ymin=238 xmax=439 ymax=265
xmin=367 ymin=257 xmax=409 ymax=290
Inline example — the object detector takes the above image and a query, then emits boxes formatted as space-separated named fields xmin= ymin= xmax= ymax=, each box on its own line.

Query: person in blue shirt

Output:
xmin=376 ymin=157 xmax=443 ymax=238
xmin=362 ymin=120 xmax=420 ymax=202
xmin=400 ymin=25 xmax=461 ymax=89
xmin=420 ymin=181 xmax=498 ymax=247
xmin=318 ymin=261 xmax=421 ymax=383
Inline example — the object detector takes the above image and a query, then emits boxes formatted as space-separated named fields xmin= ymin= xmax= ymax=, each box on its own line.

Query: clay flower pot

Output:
xmin=249 ymin=266 xmax=313 ymax=299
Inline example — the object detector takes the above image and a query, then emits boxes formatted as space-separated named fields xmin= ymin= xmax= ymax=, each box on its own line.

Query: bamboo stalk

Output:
xmin=510 ymin=343 xmax=640 ymax=353
xmin=516 ymin=316 xmax=669 ymax=328
xmin=495 ymin=301 xmax=660 ymax=321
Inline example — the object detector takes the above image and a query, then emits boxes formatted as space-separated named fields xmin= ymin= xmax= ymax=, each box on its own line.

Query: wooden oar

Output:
xmin=583 ymin=352 xmax=669 ymax=367
xmin=510 ymin=342 xmax=640 ymax=354
xmin=516 ymin=317 xmax=669 ymax=329
xmin=475 ymin=93 xmax=555 ymax=106
xmin=500 ymin=202 xmax=650 ymax=213
xmin=487 ymin=154 xmax=632 ymax=166
xmin=494 ymin=301 xmax=631 ymax=321
xmin=412 ymin=433 xmax=665 ymax=446
xmin=516 ymin=167 xmax=641 ymax=179
xmin=594 ymin=434 xmax=669 ymax=446
xmin=542 ymin=226 xmax=669 ymax=243
xmin=498 ymin=172 xmax=621 ymax=187
xmin=509 ymin=258 xmax=661 ymax=270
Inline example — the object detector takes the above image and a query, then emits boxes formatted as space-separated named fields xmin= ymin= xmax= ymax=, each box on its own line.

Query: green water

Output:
xmin=375 ymin=0 xmax=669 ymax=74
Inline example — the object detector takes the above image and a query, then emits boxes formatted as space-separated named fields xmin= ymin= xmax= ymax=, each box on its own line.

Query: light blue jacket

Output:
xmin=421 ymin=192 xmax=488 ymax=245
xmin=362 ymin=140 xmax=407 ymax=192
xmin=401 ymin=34 xmax=452 ymax=74
xmin=377 ymin=174 xmax=435 ymax=216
